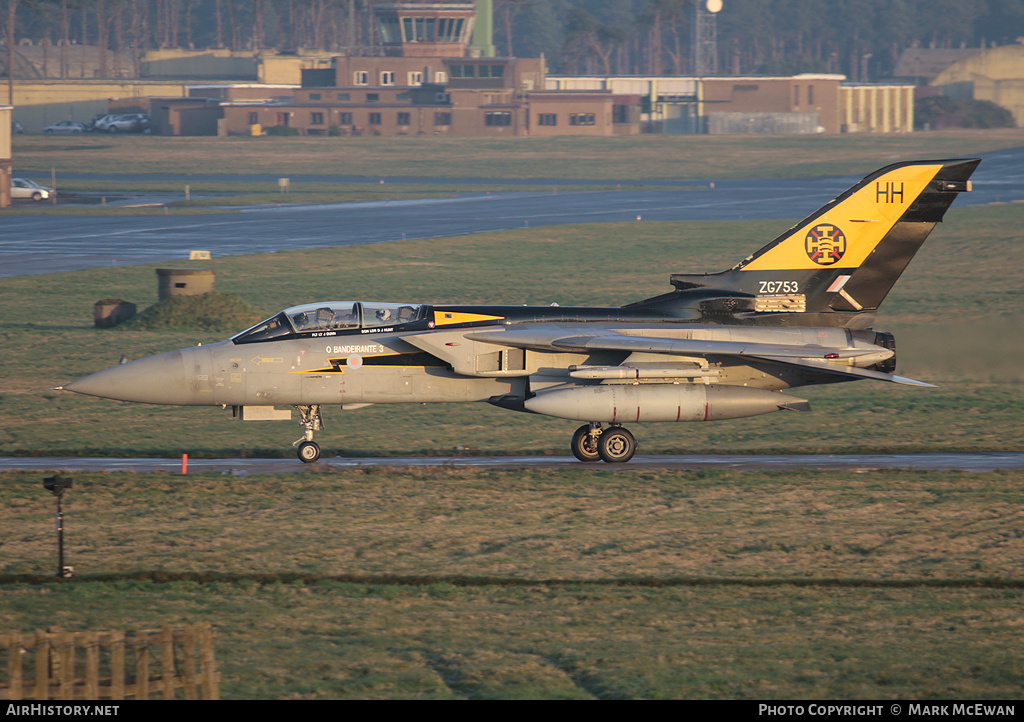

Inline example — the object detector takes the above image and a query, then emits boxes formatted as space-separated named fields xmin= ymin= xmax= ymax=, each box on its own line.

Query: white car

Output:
xmin=11 ymin=178 xmax=54 ymax=201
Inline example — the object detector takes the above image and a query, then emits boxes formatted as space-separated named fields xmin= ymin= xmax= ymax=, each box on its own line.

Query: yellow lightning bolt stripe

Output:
xmin=741 ymin=164 xmax=943 ymax=272
xmin=433 ymin=311 xmax=506 ymax=326
xmin=292 ymin=352 xmax=413 ymax=374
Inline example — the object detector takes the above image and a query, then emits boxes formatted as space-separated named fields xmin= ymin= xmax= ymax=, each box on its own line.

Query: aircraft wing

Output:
xmin=468 ymin=329 xmax=873 ymax=359
xmin=464 ymin=329 xmax=930 ymax=386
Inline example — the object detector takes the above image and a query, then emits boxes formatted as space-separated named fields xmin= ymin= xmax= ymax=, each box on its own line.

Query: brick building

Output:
xmin=217 ymin=1 xmax=642 ymax=138
xmin=219 ymin=55 xmax=642 ymax=137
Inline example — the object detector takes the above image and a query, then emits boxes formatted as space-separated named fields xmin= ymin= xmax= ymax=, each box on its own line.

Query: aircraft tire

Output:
xmin=598 ymin=427 xmax=636 ymax=463
xmin=297 ymin=441 xmax=321 ymax=463
xmin=570 ymin=424 xmax=601 ymax=462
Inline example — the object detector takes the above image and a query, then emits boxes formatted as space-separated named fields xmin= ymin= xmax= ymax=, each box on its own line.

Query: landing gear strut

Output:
xmin=570 ymin=423 xmax=637 ymax=463
xmin=294 ymin=405 xmax=324 ymax=463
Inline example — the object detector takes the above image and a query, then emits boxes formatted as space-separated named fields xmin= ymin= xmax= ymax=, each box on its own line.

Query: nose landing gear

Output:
xmin=294 ymin=405 xmax=324 ymax=463
xmin=570 ymin=423 xmax=637 ymax=463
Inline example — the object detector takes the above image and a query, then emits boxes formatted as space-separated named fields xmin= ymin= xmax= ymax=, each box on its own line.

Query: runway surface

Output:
xmin=2 ymin=453 xmax=1022 ymax=475
xmin=4 ymin=147 xmax=1024 ymax=277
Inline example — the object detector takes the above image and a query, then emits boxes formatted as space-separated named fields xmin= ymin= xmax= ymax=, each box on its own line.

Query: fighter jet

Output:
xmin=63 ymin=158 xmax=979 ymax=463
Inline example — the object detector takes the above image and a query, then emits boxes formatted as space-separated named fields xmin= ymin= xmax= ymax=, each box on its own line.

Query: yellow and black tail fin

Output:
xmin=657 ymin=158 xmax=979 ymax=324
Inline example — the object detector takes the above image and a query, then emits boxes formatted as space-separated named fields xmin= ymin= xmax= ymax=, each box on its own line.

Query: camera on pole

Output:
xmin=43 ymin=474 xmax=74 ymax=578
xmin=43 ymin=474 xmax=72 ymax=496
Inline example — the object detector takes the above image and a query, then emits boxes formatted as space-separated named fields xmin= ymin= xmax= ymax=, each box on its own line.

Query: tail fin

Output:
xmin=657 ymin=159 xmax=979 ymax=325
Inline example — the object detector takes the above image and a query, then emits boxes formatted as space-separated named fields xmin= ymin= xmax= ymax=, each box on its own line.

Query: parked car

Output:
xmin=10 ymin=178 xmax=54 ymax=201
xmin=101 ymin=113 xmax=151 ymax=133
xmin=91 ymin=114 xmax=122 ymax=132
xmin=11 ymin=121 xmax=23 ymax=134
xmin=43 ymin=120 xmax=87 ymax=134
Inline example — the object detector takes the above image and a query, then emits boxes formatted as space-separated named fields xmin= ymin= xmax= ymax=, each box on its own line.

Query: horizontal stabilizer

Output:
xmin=754 ymin=355 xmax=936 ymax=387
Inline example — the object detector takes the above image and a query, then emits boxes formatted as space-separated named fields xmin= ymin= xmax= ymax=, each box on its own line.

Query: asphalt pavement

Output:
xmin=2 ymin=453 xmax=1023 ymax=475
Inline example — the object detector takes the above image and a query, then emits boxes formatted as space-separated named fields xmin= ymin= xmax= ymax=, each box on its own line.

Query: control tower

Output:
xmin=375 ymin=2 xmax=477 ymax=58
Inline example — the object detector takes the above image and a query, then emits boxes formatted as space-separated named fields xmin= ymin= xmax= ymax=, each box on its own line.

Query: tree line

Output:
xmin=514 ymin=0 xmax=1024 ymax=80
xmin=3 ymin=0 xmax=1024 ymax=80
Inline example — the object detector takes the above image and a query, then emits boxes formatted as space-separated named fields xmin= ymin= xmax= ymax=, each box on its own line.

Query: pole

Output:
xmin=7 ymin=0 xmax=18 ymax=106
xmin=55 ymin=492 xmax=65 ymax=577
xmin=44 ymin=474 xmax=73 ymax=578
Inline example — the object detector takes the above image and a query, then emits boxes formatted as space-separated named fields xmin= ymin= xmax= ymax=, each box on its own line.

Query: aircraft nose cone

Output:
xmin=64 ymin=349 xmax=190 ymax=404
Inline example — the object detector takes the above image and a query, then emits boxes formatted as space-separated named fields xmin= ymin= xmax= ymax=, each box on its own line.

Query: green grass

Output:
xmin=2 ymin=579 xmax=1019 ymax=699
xmin=4 ymin=467 xmax=1021 ymax=581
xmin=2 ymin=467 xmax=1022 ymax=699
xmin=125 ymin=291 xmax=266 ymax=331
xmin=13 ymin=129 xmax=1024 ymax=180
xmin=6 ymin=578 xmax=1019 ymax=699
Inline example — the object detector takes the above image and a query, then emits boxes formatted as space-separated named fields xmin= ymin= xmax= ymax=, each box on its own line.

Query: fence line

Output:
xmin=1 ymin=623 xmax=217 ymax=700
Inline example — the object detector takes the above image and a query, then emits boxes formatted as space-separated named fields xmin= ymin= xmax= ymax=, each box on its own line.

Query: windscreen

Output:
xmin=232 ymin=313 xmax=294 ymax=343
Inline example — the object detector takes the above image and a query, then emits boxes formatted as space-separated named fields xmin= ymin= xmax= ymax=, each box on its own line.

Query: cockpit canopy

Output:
xmin=233 ymin=301 xmax=428 ymax=343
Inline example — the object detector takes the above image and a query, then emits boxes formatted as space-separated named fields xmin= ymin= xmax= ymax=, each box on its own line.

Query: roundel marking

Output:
xmin=805 ymin=224 xmax=847 ymax=266
xmin=348 ymin=355 xmax=363 ymax=370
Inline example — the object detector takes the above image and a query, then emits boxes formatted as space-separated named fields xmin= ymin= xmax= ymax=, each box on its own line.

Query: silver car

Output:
xmin=11 ymin=178 xmax=54 ymax=201
xmin=91 ymin=114 xmax=122 ymax=132
xmin=43 ymin=120 xmax=87 ymax=134
xmin=101 ymin=113 xmax=151 ymax=133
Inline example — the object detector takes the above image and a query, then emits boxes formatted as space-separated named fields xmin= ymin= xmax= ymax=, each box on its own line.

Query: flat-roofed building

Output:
xmin=0 ymin=105 xmax=11 ymax=207
xmin=548 ymin=73 xmax=909 ymax=134
xmin=221 ymin=55 xmax=642 ymax=137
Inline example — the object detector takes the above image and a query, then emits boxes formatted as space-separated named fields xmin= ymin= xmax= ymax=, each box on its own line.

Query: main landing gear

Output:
xmin=570 ymin=423 xmax=637 ymax=464
xmin=294 ymin=404 xmax=324 ymax=463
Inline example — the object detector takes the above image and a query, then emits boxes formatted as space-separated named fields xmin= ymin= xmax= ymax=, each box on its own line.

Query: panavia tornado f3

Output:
xmin=63 ymin=159 xmax=979 ymax=463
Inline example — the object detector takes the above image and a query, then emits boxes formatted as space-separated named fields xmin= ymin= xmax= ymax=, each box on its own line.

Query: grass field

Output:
xmin=2 ymin=133 xmax=1022 ymax=699
xmin=13 ymin=128 xmax=1024 ymax=181
xmin=2 ymin=467 xmax=1022 ymax=699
